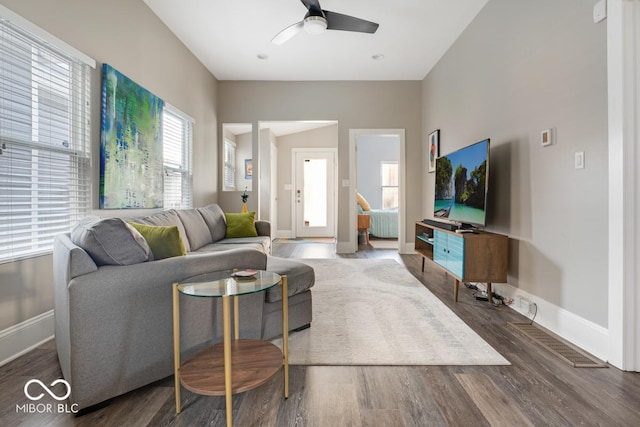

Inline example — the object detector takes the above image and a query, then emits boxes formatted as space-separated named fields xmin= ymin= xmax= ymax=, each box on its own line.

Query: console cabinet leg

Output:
xmin=454 ymin=279 xmax=460 ymax=302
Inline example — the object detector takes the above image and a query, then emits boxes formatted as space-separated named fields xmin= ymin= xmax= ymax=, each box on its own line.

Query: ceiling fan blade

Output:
xmin=271 ymin=21 xmax=304 ymax=45
xmin=324 ymin=10 xmax=379 ymax=34
xmin=301 ymin=0 xmax=322 ymax=13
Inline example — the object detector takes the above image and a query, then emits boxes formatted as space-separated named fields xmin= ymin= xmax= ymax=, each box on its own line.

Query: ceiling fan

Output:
xmin=271 ymin=0 xmax=379 ymax=45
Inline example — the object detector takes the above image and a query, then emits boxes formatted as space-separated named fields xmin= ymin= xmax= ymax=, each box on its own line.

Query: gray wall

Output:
xmin=218 ymin=81 xmax=422 ymax=244
xmin=0 ymin=0 xmax=218 ymax=330
xmin=258 ymin=128 xmax=276 ymax=222
xmin=357 ymin=135 xmax=400 ymax=210
xmin=422 ymin=0 xmax=608 ymax=326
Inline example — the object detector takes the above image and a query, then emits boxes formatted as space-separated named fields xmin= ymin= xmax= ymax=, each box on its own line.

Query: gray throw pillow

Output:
xmin=197 ymin=204 xmax=227 ymax=242
xmin=70 ymin=218 xmax=151 ymax=266
xmin=176 ymin=209 xmax=213 ymax=251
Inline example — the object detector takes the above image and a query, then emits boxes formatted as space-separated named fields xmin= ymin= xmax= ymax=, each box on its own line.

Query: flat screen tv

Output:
xmin=434 ymin=138 xmax=490 ymax=228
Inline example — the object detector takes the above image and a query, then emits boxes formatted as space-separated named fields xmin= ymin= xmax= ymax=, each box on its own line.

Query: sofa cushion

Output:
xmin=265 ymin=257 xmax=315 ymax=303
xmin=194 ymin=236 xmax=270 ymax=254
xmin=176 ymin=209 xmax=212 ymax=251
xmin=128 ymin=222 xmax=187 ymax=260
xmin=131 ymin=210 xmax=191 ymax=252
xmin=254 ymin=220 xmax=271 ymax=238
xmin=197 ymin=204 xmax=227 ymax=242
xmin=225 ymin=212 xmax=258 ymax=238
xmin=70 ymin=218 xmax=151 ymax=266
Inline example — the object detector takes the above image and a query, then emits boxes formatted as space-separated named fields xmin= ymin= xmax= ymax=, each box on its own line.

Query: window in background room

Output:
xmin=381 ymin=161 xmax=398 ymax=209
xmin=0 ymin=13 xmax=93 ymax=262
xmin=223 ymin=139 xmax=236 ymax=191
xmin=163 ymin=105 xmax=193 ymax=209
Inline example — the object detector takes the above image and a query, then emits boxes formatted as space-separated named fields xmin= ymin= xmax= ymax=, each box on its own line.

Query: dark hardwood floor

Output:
xmin=2 ymin=241 xmax=639 ymax=426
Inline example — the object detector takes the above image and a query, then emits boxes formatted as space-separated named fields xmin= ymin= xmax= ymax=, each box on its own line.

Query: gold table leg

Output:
xmin=172 ymin=284 xmax=181 ymax=413
xmin=234 ymin=295 xmax=239 ymax=340
xmin=281 ymin=275 xmax=289 ymax=399
xmin=222 ymin=295 xmax=232 ymax=427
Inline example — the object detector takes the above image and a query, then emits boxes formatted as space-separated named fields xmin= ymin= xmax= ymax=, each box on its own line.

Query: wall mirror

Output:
xmin=222 ymin=123 xmax=253 ymax=192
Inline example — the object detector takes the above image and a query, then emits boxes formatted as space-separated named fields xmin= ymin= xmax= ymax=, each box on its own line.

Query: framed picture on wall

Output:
xmin=245 ymin=159 xmax=253 ymax=179
xmin=100 ymin=64 xmax=164 ymax=208
xmin=428 ymin=129 xmax=440 ymax=173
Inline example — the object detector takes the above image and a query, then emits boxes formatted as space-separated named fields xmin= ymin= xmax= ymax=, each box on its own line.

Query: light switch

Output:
xmin=574 ymin=151 xmax=585 ymax=169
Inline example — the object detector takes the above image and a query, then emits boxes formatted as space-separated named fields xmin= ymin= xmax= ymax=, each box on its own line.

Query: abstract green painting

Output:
xmin=100 ymin=64 xmax=164 ymax=209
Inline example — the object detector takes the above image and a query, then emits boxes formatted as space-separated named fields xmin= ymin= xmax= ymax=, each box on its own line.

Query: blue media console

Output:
xmin=415 ymin=221 xmax=509 ymax=302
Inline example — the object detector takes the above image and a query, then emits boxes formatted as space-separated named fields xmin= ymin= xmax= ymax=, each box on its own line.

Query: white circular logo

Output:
xmin=24 ymin=379 xmax=71 ymax=401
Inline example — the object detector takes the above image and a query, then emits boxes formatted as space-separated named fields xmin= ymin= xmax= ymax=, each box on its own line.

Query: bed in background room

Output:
xmin=357 ymin=193 xmax=398 ymax=239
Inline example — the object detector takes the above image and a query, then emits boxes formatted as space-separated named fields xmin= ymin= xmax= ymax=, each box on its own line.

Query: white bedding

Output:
xmin=366 ymin=208 xmax=398 ymax=238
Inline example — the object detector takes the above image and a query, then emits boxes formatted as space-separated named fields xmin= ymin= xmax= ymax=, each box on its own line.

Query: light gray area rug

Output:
xmin=273 ymin=258 xmax=510 ymax=366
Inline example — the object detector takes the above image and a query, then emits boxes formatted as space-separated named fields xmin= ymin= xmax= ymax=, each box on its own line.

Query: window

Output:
xmin=0 ymin=13 xmax=93 ymax=262
xmin=381 ymin=161 xmax=398 ymax=209
xmin=163 ymin=105 xmax=193 ymax=209
xmin=223 ymin=139 xmax=236 ymax=191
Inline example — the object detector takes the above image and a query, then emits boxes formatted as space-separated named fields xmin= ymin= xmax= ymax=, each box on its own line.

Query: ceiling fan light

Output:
xmin=303 ymin=16 xmax=328 ymax=35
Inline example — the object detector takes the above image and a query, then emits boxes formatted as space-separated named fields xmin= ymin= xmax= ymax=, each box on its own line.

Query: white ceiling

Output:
xmin=143 ymin=0 xmax=488 ymax=81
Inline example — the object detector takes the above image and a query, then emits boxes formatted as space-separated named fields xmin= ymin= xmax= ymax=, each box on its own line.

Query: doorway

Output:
xmin=349 ymin=129 xmax=406 ymax=253
xmin=356 ymin=135 xmax=400 ymax=250
xmin=293 ymin=149 xmax=337 ymax=238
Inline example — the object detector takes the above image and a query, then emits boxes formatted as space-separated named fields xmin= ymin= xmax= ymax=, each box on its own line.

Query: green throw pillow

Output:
xmin=225 ymin=212 xmax=258 ymax=238
xmin=128 ymin=222 xmax=187 ymax=260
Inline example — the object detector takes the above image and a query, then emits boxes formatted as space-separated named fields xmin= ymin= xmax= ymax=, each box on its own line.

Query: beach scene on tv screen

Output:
xmin=434 ymin=140 xmax=488 ymax=225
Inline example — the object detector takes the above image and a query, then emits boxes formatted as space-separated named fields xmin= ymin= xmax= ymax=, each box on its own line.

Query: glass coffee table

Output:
xmin=172 ymin=270 xmax=289 ymax=427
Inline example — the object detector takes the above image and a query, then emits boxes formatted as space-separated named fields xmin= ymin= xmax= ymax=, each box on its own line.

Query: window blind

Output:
xmin=381 ymin=161 xmax=398 ymax=209
xmin=0 ymin=17 xmax=91 ymax=262
xmin=223 ymin=139 xmax=236 ymax=190
xmin=163 ymin=105 xmax=193 ymax=209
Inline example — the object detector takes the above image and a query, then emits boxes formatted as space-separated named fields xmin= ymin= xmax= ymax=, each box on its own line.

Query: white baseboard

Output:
xmin=493 ymin=284 xmax=610 ymax=362
xmin=0 ymin=310 xmax=54 ymax=367
xmin=402 ymin=242 xmax=415 ymax=255
xmin=275 ymin=230 xmax=294 ymax=239
xmin=336 ymin=241 xmax=354 ymax=254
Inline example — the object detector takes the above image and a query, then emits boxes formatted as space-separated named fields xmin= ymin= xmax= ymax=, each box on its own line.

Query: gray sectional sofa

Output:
xmin=52 ymin=204 xmax=314 ymax=410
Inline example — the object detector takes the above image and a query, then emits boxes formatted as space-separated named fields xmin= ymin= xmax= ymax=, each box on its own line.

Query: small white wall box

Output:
xmin=541 ymin=129 xmax=554 ymax=146
xmin=593 ymin=0 xmax=607 ymax=23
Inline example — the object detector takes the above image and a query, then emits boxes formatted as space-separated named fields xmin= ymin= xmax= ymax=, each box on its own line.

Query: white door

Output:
xmin=294 ymin=150 xmax=336 ymax=237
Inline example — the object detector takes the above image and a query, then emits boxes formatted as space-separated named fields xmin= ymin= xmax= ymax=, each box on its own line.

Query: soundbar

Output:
xmin=422 ymin=219 xmax=458 ymax=231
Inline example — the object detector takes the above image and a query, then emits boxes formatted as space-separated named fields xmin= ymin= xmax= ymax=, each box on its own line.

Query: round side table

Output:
xmin=172 ymin=270 xmax=289 ymax=427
